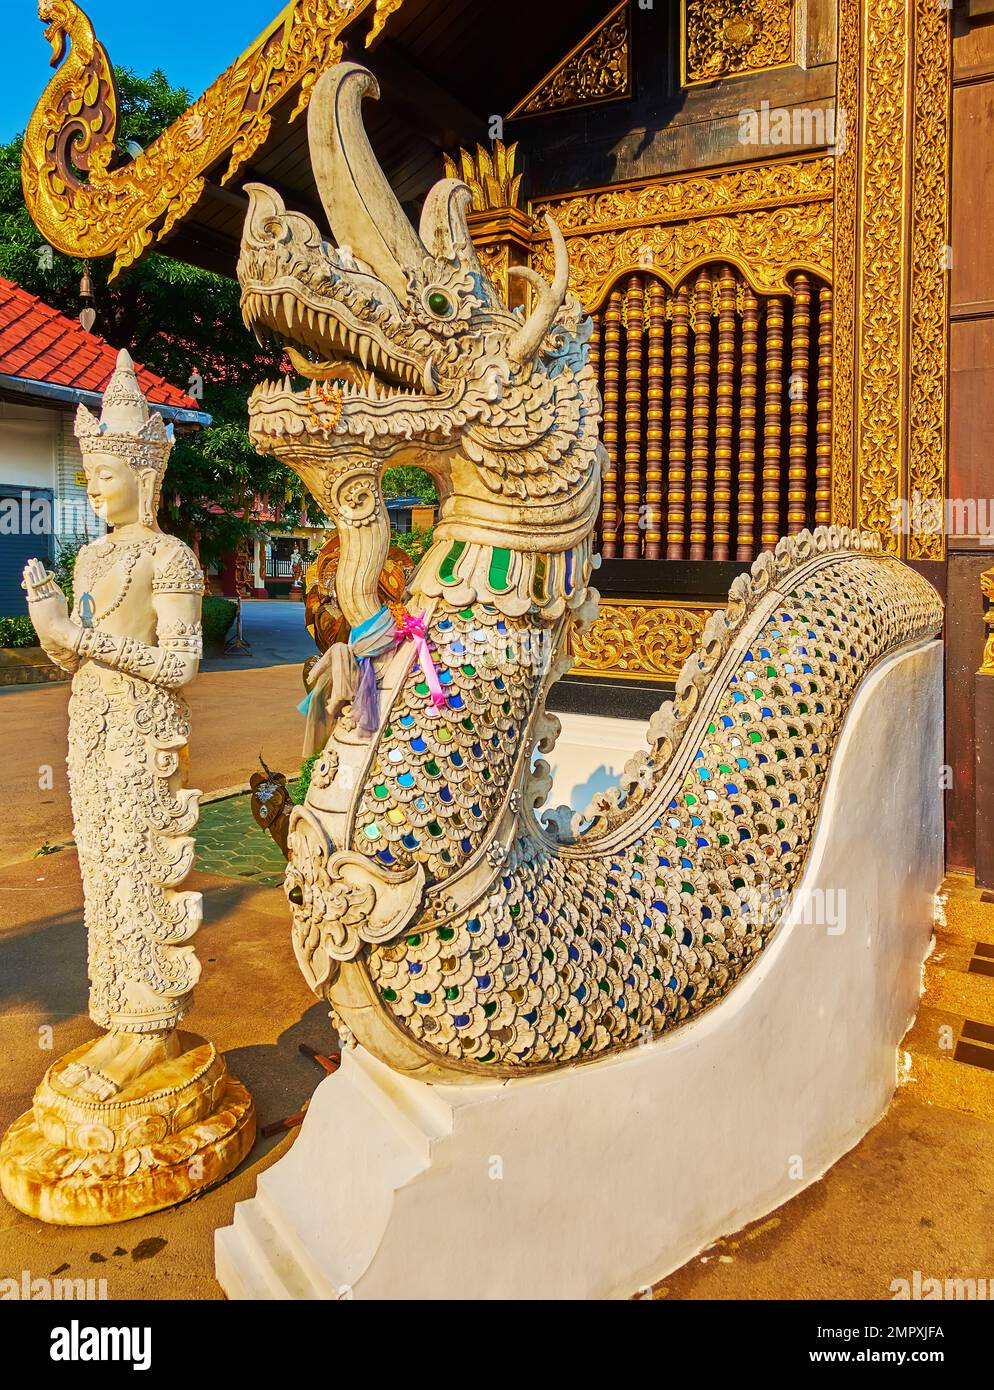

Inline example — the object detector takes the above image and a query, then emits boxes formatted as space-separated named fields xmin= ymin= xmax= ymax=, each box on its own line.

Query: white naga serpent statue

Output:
xmin=238 ymin=62 xmax=943 ymax=1083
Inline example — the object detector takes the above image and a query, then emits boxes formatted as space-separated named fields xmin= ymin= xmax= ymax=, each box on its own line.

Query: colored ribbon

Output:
xmin=348 ymin=605 xmax=397 ymax=735
xmin=393 ymin=607 xmax=447 ymax=710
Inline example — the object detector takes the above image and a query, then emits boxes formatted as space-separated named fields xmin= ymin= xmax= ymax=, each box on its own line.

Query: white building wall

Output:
xmin=0 ymin=401 xmax=103 ymax=544
xmin=53 ymin=410 xmax=103 ymax=542
xmin=0 ymin=404 xmax=56 ymax=490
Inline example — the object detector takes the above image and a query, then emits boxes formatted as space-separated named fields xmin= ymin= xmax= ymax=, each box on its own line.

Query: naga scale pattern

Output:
xmin=362 ymin=541 xmax=940 ymax=1072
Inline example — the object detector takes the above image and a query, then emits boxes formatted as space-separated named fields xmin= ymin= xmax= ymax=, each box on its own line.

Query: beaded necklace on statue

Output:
xmin=76 ymin=538 xmax=152 ymax=627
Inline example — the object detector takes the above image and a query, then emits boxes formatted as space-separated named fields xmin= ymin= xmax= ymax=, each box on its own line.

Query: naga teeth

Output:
xmin=370 ymin=341 xmax=381 ymax=369
xmin=358 ymin=335 xmax=371 ymax=368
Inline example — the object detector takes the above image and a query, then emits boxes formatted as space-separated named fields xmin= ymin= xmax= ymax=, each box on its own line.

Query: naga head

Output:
xmin=238 ymin=63 xmax=602 ymax=623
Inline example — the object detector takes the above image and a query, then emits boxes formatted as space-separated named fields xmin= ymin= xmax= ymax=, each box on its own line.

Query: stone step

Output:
xmin=923 ymin=932 xmax=994 ymax=1025
xmin=901 ymin=1004 xmax=994 ymax=1122
xmin=934 ymin=885 xmax=994 ymax=946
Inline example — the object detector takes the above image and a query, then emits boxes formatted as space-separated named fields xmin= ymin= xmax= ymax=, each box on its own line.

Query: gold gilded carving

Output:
xmin=443 ymin=144 xmax=531 ymax=307
xmin=21 ymin=0 xmax=405 ymax=280
xmin=442 ymin=141 xmax=523 ymax=211
xmin=530 ymin=157 xmax=834 ymax=309
xmin=534 ymin=205 xmax=833 ymax=310
xmin=569 ymin=600 xmax=717 ymax=681
xmin=682 ymin=0 xmax=794 ymax=86
xmin=854 ymin=0 xmax=910 ymax=552
xmin=532 ymin=156 xmax=833 ymax=235
xmin=981 ymin=568 xmax=994 ymax=677
xmin=365 ymin=0 xmax=405 ymax=46
xmin=907 ymin=0 xmax=951 ymax=562
xmin=831 ymin=0 xmax=860 ymax=527
xmin=833 ymin=0 xmax=950 ymax=550
xmin=506 ymin=0 xmax=631 ymax=119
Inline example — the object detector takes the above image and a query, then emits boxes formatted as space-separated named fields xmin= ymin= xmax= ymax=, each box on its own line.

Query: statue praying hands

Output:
xmin=0 ymin=351 xmax=254 ymax=1225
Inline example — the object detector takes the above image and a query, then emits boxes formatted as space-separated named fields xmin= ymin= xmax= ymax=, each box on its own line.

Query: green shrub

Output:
xmin=53 ymin=538 xmax=84 ymax=604
xmin=0 ymin=615 xmax=38 ymax=648
xmin=291 ymin=752 xmax=321 ymax=805
xmin=391 ymin=526 xmax=435 ymax=566
xmin=202 ymin=596 xmax=237 ymax=646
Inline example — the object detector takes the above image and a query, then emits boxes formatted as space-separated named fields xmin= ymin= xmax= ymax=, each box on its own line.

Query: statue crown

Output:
xmin=74 ymin=349 xmax=174 ymax=479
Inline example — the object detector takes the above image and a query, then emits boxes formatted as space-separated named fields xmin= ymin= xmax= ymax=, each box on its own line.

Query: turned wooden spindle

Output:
xmin=815 ymin=285 xmax=833 ymax=527
xmin=644 ymin=279 xmax=666 ymax=560
xmin=600 ymin=288 xmax=623 ymax=558
xmin=689 ymin=269 xmax=712 ymax=561
xmin=736 ymin=285 xmax=760 ymax=562
xmin=622 ymin=273 xmax=645 ymax=558
xmin=713 ymin=265 xmax=736 ymax=560
xmin=586 ymin=315 xmax=601 ymax=382
xmin=787 ymin=273 xmax=811 ymax=533
xmin=666 ymin=286 xmax=691 ymax=559
xmin=761 ymin=296 xmax=786 ymax=550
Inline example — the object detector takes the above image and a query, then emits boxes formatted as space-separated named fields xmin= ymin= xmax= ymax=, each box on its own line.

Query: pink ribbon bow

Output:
xmin=394 ymin=608 xmax=447 ymax=709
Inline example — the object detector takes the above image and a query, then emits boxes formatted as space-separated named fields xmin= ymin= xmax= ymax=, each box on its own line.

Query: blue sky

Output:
xmin=3 ymin=0 xmax=288 ymax=143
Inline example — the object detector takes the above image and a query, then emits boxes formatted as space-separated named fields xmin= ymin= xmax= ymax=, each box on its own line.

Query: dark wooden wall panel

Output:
xmin=945 ymin=9 xmax=994 ymax=870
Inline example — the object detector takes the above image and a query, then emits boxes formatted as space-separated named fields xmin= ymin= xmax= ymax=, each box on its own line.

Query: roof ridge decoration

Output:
xmin=21 ymin=0 xmax=408 ymax=282
xmin=506 ymin=0 xmax=631 ymax=121
xmin=442 ymin=142 xmax=523 ymax=213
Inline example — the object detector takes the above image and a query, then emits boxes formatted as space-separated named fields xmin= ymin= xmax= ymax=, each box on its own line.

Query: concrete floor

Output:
xmin=2 ymin=843 xmax=993 ymax=1298
xmin=200 ymin=598 xmax=318 ymax=673
xmin=0 ymin=663 xmax=308 ymax=867
xmin=0 ymin=849 xmax=324 ymax=1299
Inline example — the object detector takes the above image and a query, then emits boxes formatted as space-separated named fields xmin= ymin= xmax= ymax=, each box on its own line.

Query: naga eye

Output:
xmin=426 ymin=290 xmax=452 ymax=317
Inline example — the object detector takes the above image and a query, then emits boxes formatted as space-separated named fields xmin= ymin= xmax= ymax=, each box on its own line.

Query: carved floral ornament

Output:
xmin=506 ymin=0 xmax=632 ymax=120
xmin=20 ymin=0 xmax=409 ymax=281
xmin=831 ymin=0 xmax=950 ymax=555
xmin=682 ymin=0 xmax=795 ymax=86
xmin=981 ymin=567 xmax=994 ymax=676
xmin=569 ymin=601 xmax=718 ymax=681
xmin=529 ymin=155 xmax=834 ymax=310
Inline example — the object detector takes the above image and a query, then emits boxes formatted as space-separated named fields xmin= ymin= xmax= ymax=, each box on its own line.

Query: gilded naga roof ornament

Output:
xmin=20 ymin=0 xmax=409 ymax=281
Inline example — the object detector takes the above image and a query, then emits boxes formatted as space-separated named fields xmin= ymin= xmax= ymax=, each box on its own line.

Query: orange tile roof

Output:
xmin=0 ymin=277 xmax=201 ymax=412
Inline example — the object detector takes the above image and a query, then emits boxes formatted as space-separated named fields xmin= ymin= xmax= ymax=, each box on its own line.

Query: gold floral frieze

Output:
xmin=507 ymin=0 xmax=631 ymax=120
xmin=21 ymin=0 xmax=406 ymax=281
xmin=907 ymin=0 xmax=951 ymax=562
xmin=682 ymin=0 xmax=795 ymax=86
xmin=569 ymin=600 xmax=718 ymax=682
xmin=832 ymin=0 xmax=950 ymax=551
xmin=981 ymin=568 xmax=994 ymax=676
xmin=530 ymin=156 xmax=834 ymax=309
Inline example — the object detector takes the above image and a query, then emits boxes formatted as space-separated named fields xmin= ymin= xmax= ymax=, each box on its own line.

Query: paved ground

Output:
xmin=0 ymin=664 xmax=309 ymax=867
xmin=1 ymin=596 xmax=315 ymax=866
xmin=0 ymin=848 xmax=327 ymax=1299
xmin=1 ymin=850 xmax=992 ymax=1298
xmin=196 ymin=793 xmax=289 ymax=887
xmin=200 ymin=598 xmax=316 ymax=673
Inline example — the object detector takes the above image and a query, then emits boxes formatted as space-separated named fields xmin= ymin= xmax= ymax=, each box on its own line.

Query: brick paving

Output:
xmin=196 ymin=793 xmax=288 ymax=887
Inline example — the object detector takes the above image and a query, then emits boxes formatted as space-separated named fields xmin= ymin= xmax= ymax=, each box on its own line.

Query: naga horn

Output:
xmin=507 ymin=214 xmax=569 ymax=365
xmin=418 ymin=178 xmax=487 ymax=283
xmin=308 ymin=63 xmax=427 ymax=302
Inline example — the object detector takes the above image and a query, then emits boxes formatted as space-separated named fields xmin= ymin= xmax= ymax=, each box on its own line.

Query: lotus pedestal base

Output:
xmin=0 ymin=1032 xmax=255 ymax=1226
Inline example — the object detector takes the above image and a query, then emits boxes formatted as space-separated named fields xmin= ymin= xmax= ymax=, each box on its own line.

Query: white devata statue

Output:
xmin=0 ymin=351 xmax=254 ymax=1225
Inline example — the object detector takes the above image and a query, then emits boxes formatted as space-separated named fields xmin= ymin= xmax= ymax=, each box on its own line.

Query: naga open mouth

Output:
xmin=241 ymin=284 xmax=437 ymax=402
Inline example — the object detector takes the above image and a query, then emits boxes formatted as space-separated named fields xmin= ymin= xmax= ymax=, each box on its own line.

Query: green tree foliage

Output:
xmin=382 ymin=465 xmax=438 ymax=502
xmin=391 ymin=526 xmax=435 ymax=566
xmin=0 ymin=67 xmax=322 ymax=564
